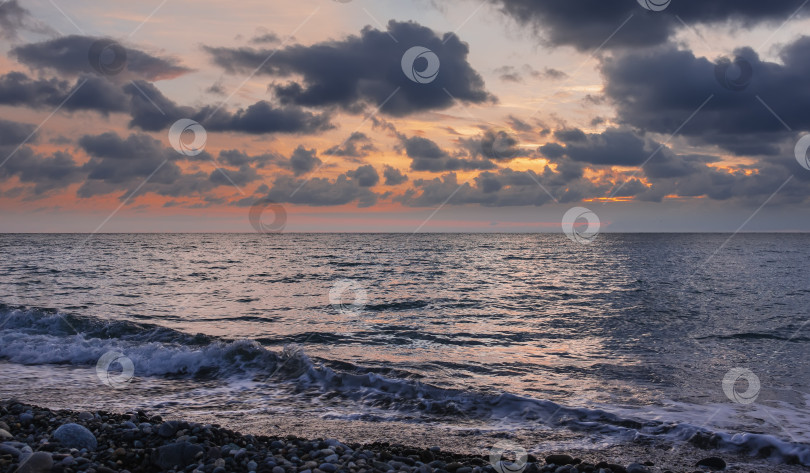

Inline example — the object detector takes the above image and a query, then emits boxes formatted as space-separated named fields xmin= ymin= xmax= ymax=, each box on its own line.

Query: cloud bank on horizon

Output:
xmin=1 ymin=0 xmax=810 ymax=231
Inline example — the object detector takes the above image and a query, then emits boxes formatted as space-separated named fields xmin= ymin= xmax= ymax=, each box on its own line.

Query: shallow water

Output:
xmin=0 ymin=233 xmax=808 ymax=465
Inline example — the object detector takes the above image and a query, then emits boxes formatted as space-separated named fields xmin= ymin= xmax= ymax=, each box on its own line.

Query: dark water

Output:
xmin=0 ymin=234 xmax=808 ymax=464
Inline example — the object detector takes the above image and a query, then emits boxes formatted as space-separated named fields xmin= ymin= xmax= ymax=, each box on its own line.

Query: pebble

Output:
xmin=52 ymin=423 xmax=97 ymax=451
xmin=274 ymin=466 xmax=286 ymax=473
xmin=626 ymin=463 xmax=650 ymax=473
xmin=696 ymin=457 xmax=727 ymax=470
xmin=77 ymin=412 xmax=94 ymax=421
xmin=546 ymin=455 xmax=576 ymax=466
xmin=0 ymin=429 xmax=12 ymax=440
xmin=17 ymin=451 xmax=53 ymax=473
xmin=153 ymin=441 xmax=204 ymax=470
xmin=320 ymin=462 xmax=337 ymax=472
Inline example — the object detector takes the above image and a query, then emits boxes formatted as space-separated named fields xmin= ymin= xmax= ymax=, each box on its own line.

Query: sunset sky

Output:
xmin=2 ymin=0 xmax=810 ymax=232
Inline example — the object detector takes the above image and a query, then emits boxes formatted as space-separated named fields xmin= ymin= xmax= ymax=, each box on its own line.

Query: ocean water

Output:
xmin=0 ymin=233 xmax=808 ymax=465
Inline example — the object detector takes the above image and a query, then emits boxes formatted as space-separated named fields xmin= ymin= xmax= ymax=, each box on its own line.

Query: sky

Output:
xmin=1 ymin=0 xmax=810 ymax=232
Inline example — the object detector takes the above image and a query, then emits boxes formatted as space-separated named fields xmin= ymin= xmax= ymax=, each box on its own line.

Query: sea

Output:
xmin=0 ymin=233 xmax=808 ymax=467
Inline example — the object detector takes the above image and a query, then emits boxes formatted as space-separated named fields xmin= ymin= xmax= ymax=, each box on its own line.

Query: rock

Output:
xmin=19 ymin=413 xmax=33 ymax=425
xmin=77 ymin=412 xmax=94 ymax=421
xmin=420 ymin=450 xmax=435 ymax=463
xmin=273 ymin=466 xmax=286 ymax=473
xmin=696 ymin=457 xmax=726 ymax=470
xmin=0 ymin=429 xmax=12 ymax=440
xmin=447 ymin=462 xmax=464 ymax=472
xmin=626 ymin=463 xmax=650 ymax=473
xmin=52 ymin=423 xmax=97 ymax=451
xmin=457 ymin=467 xmax=472 ymax=473
xmin=0 ymin=443 xmax=21 ymax=457
xmin=248 ymin=460 xmax=258 ymax=470
xmin=324 ymin=454 xmax=339 ymax=463
xmin=158 ymin=420 xmax=181 ymax=438
xmin=153 ymin=442 xmax=204 ymax=470
xmin=320 ymin=463 xmax=337 ymax=472
xmin=546 ymin=455 xmax=575 ymax=466
xmin=18 ymin=451 xmax=53 ymax=473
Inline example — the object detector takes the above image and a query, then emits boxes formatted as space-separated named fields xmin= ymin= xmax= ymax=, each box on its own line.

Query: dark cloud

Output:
xmin=601 ymin=39 xmax=810 ymax=156
xmin=0 ymin=72 xmax=128 ymax=113
xmin=218 ymin=149 xmax=284 ymax=168
xmin=383 ymin=165 xmax=408 ymax=186
xmin=205 ymin=20 xmax=494 ymax=116
xmin=126 ymin=80 xmax=333 ymax=135
xmin=209 ymin=165 xmax=259 ymax=188
xmin=0 ymin=118 xmax=36 ymax=146
xmin=0 ymin=148 xmax=84 ymax=195
xmin=0 ymin=0 xmax=52 ymax=40
xmin=461 ymin=129 xmax=531 ymax=162
xmin=489 ymin=0 xmax=808 ymax=51
xmin=325 ymin=132 xmax=376 ymax=159
xmin=76 ymin=132 xmax=223 ymax=200
xmin=12 ymin=35 xmax=192 ymax=81
xmin=261 ymin=173 xmax=379 ymax=208
xmin=401 ymin=135 xmax=497 ymax=172
xmin=346 ymin=164 xmax=380 ymax=187
xmin=289 ymin=146 xmax=322 ymax=176
xmin=540 ymin=127 xmax=655 ymax=166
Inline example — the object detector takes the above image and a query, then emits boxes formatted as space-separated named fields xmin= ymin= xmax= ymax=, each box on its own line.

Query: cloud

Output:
xmin=288 ymin=146 xmax=322 ymax=176
xmin=205 ymin=20 xmax=494 ymax=116
xmin=0 ymin=72 xmax=128 ymax=113
xmin=539 ymin=127 xmax=655 ymax=166
xmin=495 ymin=64 xmax=567 ymax=82
xmin=0 ymin=0 xmax=52 ymax=40
xmin=11 ymin=35 xmax=192 ymax=81
xmin=261 ymin=173 xmax=379 ymax=208
xmin=0 ymin=118 xmax=36 ymax=146
xmin=0 ymin=148 xmax=84 ymax=195
xmin=325 ymin=132 xmax=376 ymax=159
xmin=125 ymin=80 xmax=333 ymax=135
xmin=401 ymin=135 xmax=497 ymax=172
xmin=601 ymin=38 xmax=810 ymax=156
xmin=346 ymin=164 xmax=380 ymax=187
xmin=383 ymin=165 xmax=408 ymax=186
xmin=488 ymin=0 xmax=808 ymax=51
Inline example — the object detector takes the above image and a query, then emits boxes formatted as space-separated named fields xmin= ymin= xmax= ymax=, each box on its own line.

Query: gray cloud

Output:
xmin=205 ymin=20 xmax=494 ymax=117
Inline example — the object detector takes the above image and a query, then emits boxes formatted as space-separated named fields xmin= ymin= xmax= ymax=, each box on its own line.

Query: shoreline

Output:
xmin=1 ymin=400 xmax=805 ymax=473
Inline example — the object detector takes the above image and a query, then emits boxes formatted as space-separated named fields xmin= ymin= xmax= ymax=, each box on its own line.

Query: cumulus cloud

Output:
xmin=205 ymin=20 xmax=494 ymax=116
xmin=488 ymin=0 xmax=808 ymax=51
xmin=601 ymin=38 xmax=810 ymax=156
xmin=12 ymin=35 xmax=192 ymax=81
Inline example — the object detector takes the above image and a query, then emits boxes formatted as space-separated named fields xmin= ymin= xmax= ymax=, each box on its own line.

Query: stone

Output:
xmin=626 ymin=463 xmax=649 ymax=473
xmin=0 ymin=429 xmax=12 ymax=440
xmin=274 ymin=466 xmax=286 ymax=473
xmin=158 ymin=421 xmax=181 ymax=438
xmin=695 ymin=457 xmax=726 ymax=470
xmin=153 ymin=442 xmax=204 ymax=470
xmin=546 ymin=455 xmax=575 ymax=466
xmin=52 ymin=423 xmax=97 ymax=451
xmin=320 ymin=463 xmax=337 ymax=473
xmin=19 ymin=413 xmax=33 ymax=425
xmin=77 ymin=412 xmax=94 ymax=422
xmin=18 ymin=452 xmax=53 ymax=473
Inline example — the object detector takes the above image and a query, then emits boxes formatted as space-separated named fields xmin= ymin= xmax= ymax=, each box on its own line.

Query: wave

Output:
xmin=1 ymin=304 xmax=808 ymax=466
